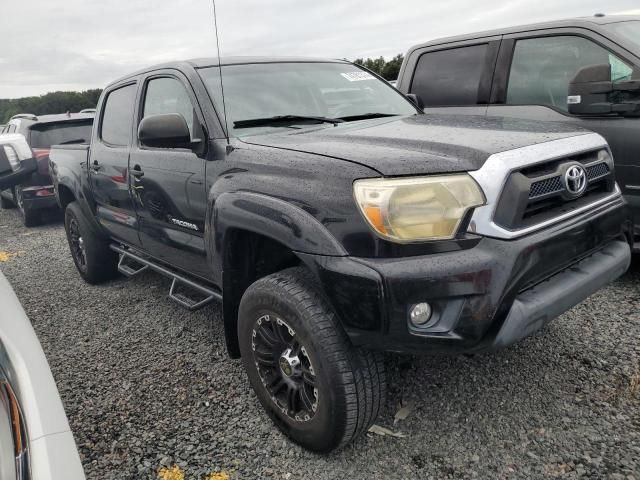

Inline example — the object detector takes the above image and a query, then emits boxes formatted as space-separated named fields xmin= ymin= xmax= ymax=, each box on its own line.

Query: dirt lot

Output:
xmin=0 ymin=207 xmax=638 ymax=480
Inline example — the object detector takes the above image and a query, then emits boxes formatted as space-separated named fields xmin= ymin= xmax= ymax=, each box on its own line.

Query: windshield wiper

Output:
xmin=234 ymin=115 xmax=344 ymax=129
xmin=337 ymin=113 xmax=400 ymax=122
xmin=58 ymin=138 xmax=87 ymax=145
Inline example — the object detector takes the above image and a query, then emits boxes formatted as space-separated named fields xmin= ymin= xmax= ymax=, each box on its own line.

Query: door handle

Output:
xmin=91 ymin=160 xmax=101 ymax=171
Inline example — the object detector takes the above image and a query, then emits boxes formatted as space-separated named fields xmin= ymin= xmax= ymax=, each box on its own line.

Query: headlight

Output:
xmin=353 ymin=174 xmax=485 ymax=242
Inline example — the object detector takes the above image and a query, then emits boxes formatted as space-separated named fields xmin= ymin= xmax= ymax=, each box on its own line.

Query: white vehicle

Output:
xmin=0 ymin=270 xmax=85 ymax=480
xmin=0 ymin=134 xmax=36 ymax=191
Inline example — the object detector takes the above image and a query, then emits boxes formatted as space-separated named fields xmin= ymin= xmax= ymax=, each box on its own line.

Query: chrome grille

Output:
xmin=492 ymin=148 xmax=616 ymax=231
xmin=586 ymin=162 xmax=610 ymax=180
xmin=529 ymin=176 xmax=563 ymax=199
xmin=528 ymin=161 xmax=610 ymax=200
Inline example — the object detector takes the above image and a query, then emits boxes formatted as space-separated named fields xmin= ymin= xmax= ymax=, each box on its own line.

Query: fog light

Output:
xmin=409 ymin=302 xmax=432 ymax=326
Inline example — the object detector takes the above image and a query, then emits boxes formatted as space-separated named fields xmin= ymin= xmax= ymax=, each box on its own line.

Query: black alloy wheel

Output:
xmin=64 ymin=201 xmax=119 ymax=284
xmin=252 ymin=314 xmax=318 ymax=422
xmin=67 ymin=216 xmax=88 ymax=273
xmin=238 ymin=267 xmax=386 ymax=452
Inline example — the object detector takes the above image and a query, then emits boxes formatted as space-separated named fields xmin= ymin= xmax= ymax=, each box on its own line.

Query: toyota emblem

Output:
xmin=564 ymin=165 xmax=587 ymax=197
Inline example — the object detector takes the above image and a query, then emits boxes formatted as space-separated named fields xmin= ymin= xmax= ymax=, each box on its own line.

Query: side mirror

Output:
xmin=569 ymin=63 xmax=640 ymax=115
xmin=406 ymin=93 xmax=425 ymax=110
xmin=0 ymin=136 xmax=37 ymax=190
xmin=138 ymin=113 xmax=192 ymax=149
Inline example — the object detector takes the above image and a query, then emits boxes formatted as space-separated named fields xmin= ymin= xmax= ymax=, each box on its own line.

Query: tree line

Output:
xmin=0 ymin=55 xmax=404 ymax=124
xmin=0 ymin=89 xmax=102 ymax=124
xmin=353 ymin=54 xmax=404 ymax=80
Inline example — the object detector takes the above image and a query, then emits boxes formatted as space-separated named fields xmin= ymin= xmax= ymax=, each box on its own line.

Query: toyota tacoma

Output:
xmin=34 ymin=57 xmax=632 ymax=452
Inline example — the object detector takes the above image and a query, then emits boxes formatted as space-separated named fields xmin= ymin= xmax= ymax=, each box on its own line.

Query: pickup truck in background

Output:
xmin=0 ymin=112 xmax=94 ymax=226
xmin=396 ymin=14 xmax=640 ymax=245
xmin=15 ymin=57 xmax=629 ymax=451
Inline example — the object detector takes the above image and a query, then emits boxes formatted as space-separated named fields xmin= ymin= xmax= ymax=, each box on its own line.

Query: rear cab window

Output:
xmin=29 ymin=121 xmax=93 ymax=148
xmin=100 ymin=84 xmax=137 ymax=146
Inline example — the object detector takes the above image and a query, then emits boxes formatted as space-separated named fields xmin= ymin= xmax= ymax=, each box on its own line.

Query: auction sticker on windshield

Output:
xmin=341 ymin=72 xmax=375 ymax=82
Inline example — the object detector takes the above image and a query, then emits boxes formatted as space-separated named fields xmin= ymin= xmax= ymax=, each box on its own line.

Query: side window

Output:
xmin=410 ymin=44 xmax=490 ymax=106
xmin=507 ymin=36 xmax=633 ymax=112
xmin=142 ymin=77 xmax=197 ymax=139
xmin=101 ymin=84 xmax=136 ymax=146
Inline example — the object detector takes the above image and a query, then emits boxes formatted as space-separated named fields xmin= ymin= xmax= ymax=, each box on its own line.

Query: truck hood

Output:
xmin=239 ymin=114 xmax=592 ymax=176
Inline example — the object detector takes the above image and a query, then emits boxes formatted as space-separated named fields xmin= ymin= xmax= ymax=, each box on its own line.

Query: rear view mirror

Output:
xmin=0 ymin=136 xmax=37 ymax=190
xmin=568 ymin=63 xmax=640 ymax=116
xmin=138 ymin=113 xmax=192 ymax=149
xmin=406 ymin=93 xmax=425 ymax=110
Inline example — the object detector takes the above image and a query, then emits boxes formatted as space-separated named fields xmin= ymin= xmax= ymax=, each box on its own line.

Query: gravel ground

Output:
xmin=0 ymin=207 xmax=639 ymax=480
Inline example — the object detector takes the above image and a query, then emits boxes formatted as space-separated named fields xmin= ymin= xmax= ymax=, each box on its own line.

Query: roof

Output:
xmin=407 ymin=15 xmax=640 ymax=51
xmin=10 ymin=112 xmax=94 ymax=126
xmin=107 ymin=56 xmax=350 ymax=88
xmin=187 ymin=56 xmax=348 ymax=68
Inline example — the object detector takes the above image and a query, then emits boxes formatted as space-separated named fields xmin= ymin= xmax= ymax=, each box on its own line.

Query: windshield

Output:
xmin=29 ymin=121 xmax=94 ymax=148
xmin=606 ymin=20 xmax=640 ymax=51
xmin=198 ymin=62 xmax=417 ymax=136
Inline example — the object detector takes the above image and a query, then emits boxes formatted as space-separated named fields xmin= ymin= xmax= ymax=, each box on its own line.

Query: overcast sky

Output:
xmin=0 ymin=1 xmax=638 ymax=98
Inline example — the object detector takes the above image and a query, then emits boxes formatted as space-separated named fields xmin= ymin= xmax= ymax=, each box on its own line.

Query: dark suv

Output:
xmin=0 ymin=113 xmax=94 ymax=226
xmin=397 ymin=15 xmax=640 ymax=245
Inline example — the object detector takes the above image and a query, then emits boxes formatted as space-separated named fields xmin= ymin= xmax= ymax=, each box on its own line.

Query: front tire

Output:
xmin=64 ymin=201 xmax=119 ymax=284
xmin=238 ymin=267 xmax=386 ymax=452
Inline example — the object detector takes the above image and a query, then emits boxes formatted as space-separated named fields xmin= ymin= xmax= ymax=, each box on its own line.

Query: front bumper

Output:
xmin=301 ymin=198 xmax=631 ymax=354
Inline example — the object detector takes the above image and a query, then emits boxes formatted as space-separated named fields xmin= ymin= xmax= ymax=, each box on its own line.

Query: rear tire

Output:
xmin=14 ymin=187 xmax=40 ymax=227
xmin=64 ymin=201 xmax=119 ymax=284
xmin=0 ymin=192 xmax=15 ymax=209
xmin=238 ymin=267 xmax=386 ymax=452
xmin=21 ymin=208 xmax=40 ymax=227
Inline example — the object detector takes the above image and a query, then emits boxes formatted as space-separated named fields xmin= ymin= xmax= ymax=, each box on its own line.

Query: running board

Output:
xmin=110 ymin=244 xmax=221 ymax=311
xmin=118 ymin=254 xmax=149 ymax=277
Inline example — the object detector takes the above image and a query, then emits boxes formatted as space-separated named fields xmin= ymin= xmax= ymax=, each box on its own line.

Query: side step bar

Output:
xmin=110 ymin=244 xmax=222 ymax=311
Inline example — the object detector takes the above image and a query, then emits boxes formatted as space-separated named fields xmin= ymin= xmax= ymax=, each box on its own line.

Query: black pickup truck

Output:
xmin=36 ymin=57 xmax=631 ymax=452
xmin=396 ymin=15 xmax=640 ymax=244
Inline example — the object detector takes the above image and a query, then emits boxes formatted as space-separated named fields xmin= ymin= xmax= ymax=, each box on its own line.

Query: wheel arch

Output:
xmin=207 ymin=191 xmax=348 ymax=358
xmin=57 ymin=183 xmax=76 ymax=211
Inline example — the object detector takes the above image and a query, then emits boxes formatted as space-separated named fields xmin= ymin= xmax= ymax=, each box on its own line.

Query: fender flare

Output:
xmin=205 ymin=191 xmax=347 ymax=271
xmin=53 ymin=167 xmax=107 ymax=238
xmin=205 ymin=191 xmax=347 ymax=357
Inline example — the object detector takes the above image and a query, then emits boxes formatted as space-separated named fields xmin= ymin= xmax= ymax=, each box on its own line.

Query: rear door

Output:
xmin=400 ymin=36 xmax=501 ymax=116
xmin=89 ymin=82 xmax=142 ymax=247
xmin=487 ymin=29 xmax=640 ymax=230
xmin=128 ymin=71 xmax=209 ymax=279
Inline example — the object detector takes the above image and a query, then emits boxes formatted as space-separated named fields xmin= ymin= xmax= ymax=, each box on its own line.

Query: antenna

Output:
xmin=211 ymin=0 xmax=231 ymax=147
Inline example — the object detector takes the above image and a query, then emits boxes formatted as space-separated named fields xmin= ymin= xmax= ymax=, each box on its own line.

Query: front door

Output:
xmin=128 ymin=73 xmax=209 ymax=279
xmin=89 ymin=82 xmax=142 ymax=247
xmin=488 ymin=31 xmax=640 ymax=232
